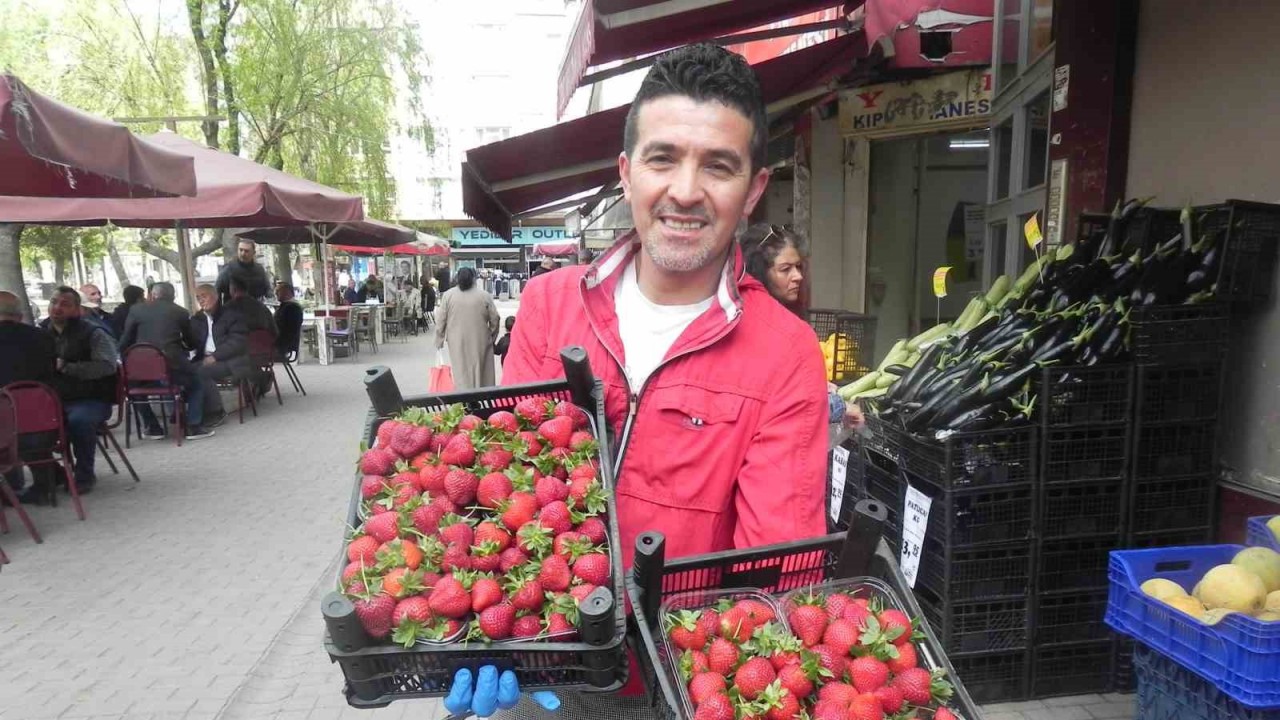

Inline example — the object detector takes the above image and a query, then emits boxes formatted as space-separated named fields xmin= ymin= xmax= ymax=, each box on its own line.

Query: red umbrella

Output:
xmin=0 ymin=74 xmax=196 ymax=198
xmin=239 ymin=219 xmax=412 ymax=248
xmin=533 ymin=241 xmax=578 ymax=258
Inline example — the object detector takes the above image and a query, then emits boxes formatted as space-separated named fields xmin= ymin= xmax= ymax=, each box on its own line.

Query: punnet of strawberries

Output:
xmin=664 ymin=586 xmax=963 ymax=720
xmin=341 ymin=397 xmax=613 ymax=648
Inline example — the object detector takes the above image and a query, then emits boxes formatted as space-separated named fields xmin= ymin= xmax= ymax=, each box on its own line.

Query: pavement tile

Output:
xmin=1025 ymin=707 xmax=1093 ymax=720
xmin=1086 ymin=701 xmax=1138 ymax=719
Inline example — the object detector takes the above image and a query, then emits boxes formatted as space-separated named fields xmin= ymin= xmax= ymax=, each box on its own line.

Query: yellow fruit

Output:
xmin=1266 ymin=590 xmax=1280 ymax=613
xmin=1200 ymin=608 xmax=1239 ymax=625
xmin=1233 ymin=547 xmax=1280 ymax=593
xmin=1195 ymin=564 xmax=1268 ymax=614
xmin=1141 ymin=578 xmax=1187 ymax=601
xmin=1255 ymin=611 xmax=1280 ymax=622
xmin=1163 ymin=594 xmax=1206 ymax=617
xmin=1267 ymin=516 xmax=1280 ymax=542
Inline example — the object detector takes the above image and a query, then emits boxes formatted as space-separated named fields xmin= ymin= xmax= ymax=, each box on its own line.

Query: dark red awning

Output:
xmin=558 ymin=0 xmax=851 ymax=116
xmin=469 ymin=31 xmax=870 ymax=239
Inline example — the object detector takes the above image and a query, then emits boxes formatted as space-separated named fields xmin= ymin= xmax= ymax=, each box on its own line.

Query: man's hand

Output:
xmin=202 ymin=356 xmax=216 ymax=367
xmin=444 ymin=666 xmax=559 ymax=718
xmin=844 ymin=402 xmax=866 ymax=431
xmin=55 ymin=358 xmax=65 ymax=372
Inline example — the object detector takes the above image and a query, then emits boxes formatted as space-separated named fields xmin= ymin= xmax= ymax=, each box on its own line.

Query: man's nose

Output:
xmin=666 ymin=161 xmax=705 ymax=207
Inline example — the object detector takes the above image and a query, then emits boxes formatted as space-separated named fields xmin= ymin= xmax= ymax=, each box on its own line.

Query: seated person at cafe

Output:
xmin=0 ymin=290 xmax=58 ymax=499
xmin=273 ymin=282 xmax=304 ymax=359
xmin=79 ymin=283 xmax=116 ymax=336
xmin=191 ymin=282 xmax=250 ymax=420
xmin=226 ymin=278 xmax=277 ymax=397
xmin=118 ymin=281 xmax=214 ymax=440
xmin=38 ymin=286 xmax=119 ymax=495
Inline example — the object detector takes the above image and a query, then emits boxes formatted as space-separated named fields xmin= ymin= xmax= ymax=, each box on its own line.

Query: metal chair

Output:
xmin=3 ymin=381 xmax=84 ymax=521
xmin=248 ymin=329 xmax=283 ymax=407
xmin=0 ymin=389 xmax=41 ymax=546
xmin=353 ymin=307 xmax=378 ymax=354
xmin=382 ymin=303 xmax=402 ymax=341
xmin=321 ymin=308 xmax=355 ymax=360
xmin=122 ymin=344 xmax=187 ymax=447
xmin=97 ymin=376 xmax=139 ymax=483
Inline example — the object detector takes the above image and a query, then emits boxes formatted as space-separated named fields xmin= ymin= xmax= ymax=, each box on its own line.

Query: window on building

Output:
xmin=474 ymin=126 xmax=511 ymax=146
xmin=1025 ymin=91 xmax=1050 ymax=189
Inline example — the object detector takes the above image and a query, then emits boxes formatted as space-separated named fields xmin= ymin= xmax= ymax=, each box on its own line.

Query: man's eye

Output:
xmin=648 ymin=155 xmax=672 ymax=165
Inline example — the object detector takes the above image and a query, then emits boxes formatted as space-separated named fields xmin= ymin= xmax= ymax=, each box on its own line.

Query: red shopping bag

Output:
xmin=429 ymin=365 xmax=454 ymax=393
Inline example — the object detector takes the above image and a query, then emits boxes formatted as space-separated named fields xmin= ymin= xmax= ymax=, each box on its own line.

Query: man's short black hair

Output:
xmin=624 ymin=43 xmax=768 ymax=171
xmin=54 ymin=286 xmax=81 ymax=305
xmin=123 ymin=285 xmax=145 ymax=304
xmin=230 ymin=276 xmax=248 ymax=295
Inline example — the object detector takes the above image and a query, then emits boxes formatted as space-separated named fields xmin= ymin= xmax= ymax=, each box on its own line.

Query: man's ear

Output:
xmin=742 ymin=167 xmax=771 ymax=218
xmin=617 ymin=152 xmax=632 ymax=201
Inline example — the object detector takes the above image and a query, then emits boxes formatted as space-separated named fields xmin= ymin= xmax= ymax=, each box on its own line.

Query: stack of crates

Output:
xmin=807 ymin=309 xmax=876 ymax=384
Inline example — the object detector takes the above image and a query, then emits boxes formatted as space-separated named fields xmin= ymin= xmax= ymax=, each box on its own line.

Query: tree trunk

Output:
xmin=311 ymin=241 xmax=326 ymax=303
xmin=0 ymin=224 xmax=32 ymax=322
xmin=186 ymin=0 xmax=221 ymax=149
xmin=139 ymin=228 xmax=224 ymax=272
xmin=53 ymin=256 xmax=67 ymax=286
xmin=213 ymin=0 xmax=240 ymax=156
xmin=106 ymin=230 xmax=132 ymax=288
xmin=273 ymin=245 xmax=293 ymax=288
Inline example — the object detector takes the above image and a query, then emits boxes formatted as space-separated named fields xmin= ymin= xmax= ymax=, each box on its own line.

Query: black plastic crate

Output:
xmin=1132 ymin=423 xmax=1217 ymax=480
xmin=913 ymin=480 xmax=1036 ymax=547
xmin=1196 ymin=200 xmax=1280 ymax=309
xmin=1134 ymin=643 xmax=1280 ymax=720
xmin=950 ymin=650 xmax=1031 ymax=704
xmin=883 ymin=422 xmax=1038 ymax=492
xmin=917 ymin=539 xmax=1034 ymax=602
xmin=827 ymin=437 xmax=864 ymax=532
xmin=1031 ymin=640 xmax=1115 ymax=698
xmin=1126 ymin=475 xmax=1216 ymax=535
xmin=808 ymin=308 xmax=876 ymax=383
xmin=917 ymin=588 xmax=1030 ymax=653
xmin=1041 ymin=480 xmax=1126 ymax=539
xmin=1123 ymin=207 xmax=1183 ymax=256
xmin=1130 ymin=303 xmax=1231 ymax=366
xmin=1114 ymin=636 xmax=1136 ymax=693
xmin=1036 ymin=364 xmax=1134 ymax=428
xmin=325 ymin=363 xmax=630 ymax=708
xmin=1034 ymin=589 xmax=1111 ymax=645
xmin=1135 ymin=362 xmax=1225 ymax=424
xmin=1042 ymin=426 xmax=1131 ymax=485
xmin=1037 ymin=535 xmax=1120 ymax=593
xmin=1125 ymin=526 xmax=1214 ymax=549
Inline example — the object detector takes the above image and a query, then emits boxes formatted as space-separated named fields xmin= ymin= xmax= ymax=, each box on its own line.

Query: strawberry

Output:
xmin=417 ymin=464 xmax=449 ymax=494
xmin=438 ymin=515 xmax=474 ymax=548
xmin=848 ymin=695 xmax=884 ymax=720
xmin=364 ymin=512 xmax=401 ymax=543
xmin=390 ymin=483 xmax=418 ymax=509
xmin=440 ymin=543 xmax=472 ymax=573
xmin=471 ymin=545 xmax=502 ymax=572
xmin=760 ymin=683 xmax=802 ymax=720
xmin=778 ymin=662 xmax=814 ymax=700
xmin=553 ymin=400 xmax=588 ymax=429
xmin=517 ymin=522 xmax=553 ymax=558
xmin=891 ymin=668 xmax=933 ymax=706
xmin=572 ymin=552 xmax=610 ymax=586
xmin=681 ymin=649 xmax=711 ymax=678
xmin=718 ymin=606 xmax=755 ymax=643
xmin=393 ymin=596 xmax=433 ymax=625
xmin=887 ymin=642 xmax=918 ymax=674
xmin=538 ymin=500 xmax=573 ymax=535
xmin=411 ymin=503 xmax=445 ymax=535
xmin=487 ymin=411 xmax=520 ymax=433
xmin=569 ymin=463 xmax=597 ymax=482
xmin=688 ymin=672 xmax=727 ymax=705
xmin=514 ymin=398 xmax=548 ymax=426
xmin=872 ymin=686 xmax=904 ymax=714
xmin=392 ymin=424 xmax=433 ymax=458
xmin=353 ymin=593 xmax=396 ymax=638
xmin=516 ymin=431 xmax=543 ymax=456
xmin=812 ymin=701 xmax=851 ymax=720
xmin=552 ymin=531 xmax=588 ymax=559
xmin=537 ymin=417 xmax=574 ymax=449
xmin=479 ymin=448 xmax=514 ymax=472
xmin=428 ymin=576 xmax=471 ymax=619
xmin=569 ymin=584 xmax=597 ymax=603
xmin=849 ymin=657 xmax=889 ymax=694
xmin=546 ymin=448 xmax=573 ymax=478
xmin=341 ymin=561 xmax=366 ymax=588
xmin=440 ymin=434 xmax=476 ymax=467
xmin=735 ymin=599 xmax=777 ymax=625
xmin=546 ymin=610 xmax=576 ymax=636
xmin=409 ymin=452 xmax=435 ymax=472
xmin=667 ymin=610 xmax=708 ymax=651
xmin=811 ymin=645 xmax=847 ymax=683
xmin=376 ymin=419 xmax=400 ymax=449
xmin=818 ymin=682 xmax=859 ymax=708
xmin=508 ymin=576 xmax=545 ymax=612
xmin=477 ymin=473 xmax=513 ymax=508
xmin=381 ymin=538 xmax=423 ymax=570
xmin=512 ymin=615 xmax=542 ymax=638
xmin=347 ymin=535 xmax=380 ymax=565
xmin=788 ymin=603 xmax=829 ymax=647
xmin=567 ymin=476 xmax=606 ymax=515
xmin=360 ymin=448 xmax=396 ymax=476
xmin=432 ymin=495 xmax=459 ymax=515
xmin=695 ymin=609 xmax=720 ymax=640
xmin=381 ymin=568 xmax=416 ymax=598
xmin=499 ymin=547 xmax=529 ymax=573
xmin=577 ymin=517 xmax=607 ymax=545
xmin=474 ymin=521 xmax=512 ymax=552
xmin=706 ymin=637 xmax=739 ymax=675
xmin=458 ymin=415 xmax=484 ymax=431
xmin=360 ymin=474 xmax=387 ymax=499
xmin=444 ymin=469 xmax=479 ymax=506
xmin=500 ymin=492 xmax=538 ymax=531
xmin=825 ymin=592 xmax=853 ymax=620
xmin=934 ymin=708 xmax=957 ymax=720
xmin=477 ymin=602 xmax=516 ymax=640
xmin=569 ymin=431 xmax=595 ymax=452
xmin=535 ymin=476 xmax=570 ymax=507
xmin=876 ymin=610 xmax=912 ymax=645
xmin=733 ymin=657 xmax=776 ymax=701
xmin=841 ymin=601 xmax=874 ymax=630
xmin=539 ymin=554 xmax=573 ymax=592
xmin=823 ymin=618 xmax=860 ymax=657
xmin=693 ymin=694 xmax=734 ymax=720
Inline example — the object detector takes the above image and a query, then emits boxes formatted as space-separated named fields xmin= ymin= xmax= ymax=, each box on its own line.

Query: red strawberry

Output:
xmin=479 ymin=448 xmax=514 ymax=472
xmin=688 ymin=672 xmax=727 ymax=705
xmin=735 ymin=599 xmax=777 ymax=625
xmin=393 ymin=596 xmax=433 ymax=625
xmin=428 ymin=431 xmax=453 ymax=454
xmin=418 ymin=464 xmax=449 ymax=494
xmin=812 ymin=700 xmax=851 ymax=720
xmin=764 ymin=689 xmax=802 ymax=720
xmin=474 ymin=521 xmax=511 ymax=552
xmin=788 ymin=604 xmax=829 ymax=647
xmin=848 ymin=695 xmax=884 ymax=720
xmin=872 ymin=686 xmax=904 ymax=714
xmin=471 ymin=577 xmax=505 ymax=613
xmin=376 ymin=419 xmax=400 ymax=449
xmin=341 ymin=561 xmax=366 ymax=587
xmin=517 ymin=431 xmax=543 ymax=456
xmin=572 ymin=552 xmax=610 ymax=586
xmin=471 ymin=547 xmax=501 ymax=573
xmin=439 ymin=516 xmax=474 ymax=548
xmin=569 ymin=584 xmax=597 ymax=603
xmin=440 ymin=434 xmax=476 ymax=467
xmin=706 ymin=637 xmax=739 ymax=675
xmin=478 ymin=602 xmax=516 ymax=640
xmin=849 ymin=657 xmax=889 ymax=694
xmin=547 ymin=448 xmax=573 ymax=478
xmin=444 ymin=469 xmax=479 ymax=506
xmin=823 ymin=619 xmax=860 ymax=656
xmin=694 ymin=694 xmax=734 ymax=720
xmin=477 ymin=473 xmax=513 ymax=508
xmin=364 ymin=512 xmax=401 ymax=543
xmin=353 ymin=593 xmax=396 ymax=638
xmin=409 ymin=452 xmax=435 ymax=472
xmin=458 ymin=415 xmax=484 ymax=431
xmin=891 ymin=668 xmax=933 ymax=706
xmin=546 ymin=611 xmax=576 ymax=637
xmin=499 ymin=547 xmax=529 ymax=573
xmin=934 ymin=708 xmax=957 ymax=720
xmin=818 ymin=682 xmax=859 ymax=708
xmin=537 ymin=417 xmax=574 ymax=449
xmin=411 ymin=503 xmax=445 ymax=535
xmin=347 ymin=536 xmax=380 ymax=565
xmin=441 ymin=543 xmax=473 ymax=573
xmin=428 ymin=576 xmax=471 ymax=619
xmin=569 ymin=431 xmax=595 ymax=451
xmin=552 ymin=531 xmax=587 ymax=559
xmin=683 ymin=649 xmax=711 ymax=677
xmin=577 ymin=517 xmax=607 ymax=545
xmin=368 ymin=503 xmax=392 ymax=516
xmin=538 ymin=500 xmax=573 ymax=535
xmin=733 ymin=657 xmax=776 ymax=701
xmin=553 ymin=400 xmax=588 ymax=429
xmin=360 ymin=448 xmax=396 ymax=476
xmin=535 ymin=476 xmax=570 ymax=507
xmin=487 ymin=411 xmax=520 ymax=433
xmin=667 ymin=610 xmax=708 ymax=651
xmin=432 ymin=495 xmax=459 ymax=515
xmin=360 ymin=474 xmax=387 ymax=499
xmin=391 ymin=483 xmax=418 ymax=509
xmin=842 ymin=602 xmax=874 ymax=630
xmin=695 ymin=609 xmax=719 ymax=640
xmin=500 ymin=492 xmax=538 ymax=531
xmin=811 ymin=645 xmax=847 ymax=683
xmin=392 ymin=424 xmax=433 ymax=458
xmin=824 ymin=593 xmax=853 ymax=619
xmin=514 ymin=398 xmax=548 ymax=426
xmin=877 ymin=610 xmax=913 ymax=645
xmin=509 ymin=577 xmax=545 ymax=612
xmin=718 ymin=607 xmax=755 ymax=643
xmin=778 ymin=662 xmax=814 ymax=700
xmin=539 ymin=554 xmax=573 ymax=592
xmin=887 ymin=642 xmax=918 ymax=674
xmin=512 ymin=615 xmax=542 ymax=638
xmin=569 ymin=463 xmax=596 ymax=481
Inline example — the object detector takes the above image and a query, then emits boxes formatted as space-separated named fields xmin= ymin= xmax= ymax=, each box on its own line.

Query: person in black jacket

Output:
xmin=118 ymin=282 xmax=213 ymax=440
xmin=273 ymin=282 xmax=304 ymax=358
xmin=110 ymin=285 xmax=145 ymax=337
xmin=215 ymin=239 xmax=271 ymax=301
xmin=0 ymin=291 xmax=58 ymax=497
xmin=191 ymin=282 xmax=250 ymax=421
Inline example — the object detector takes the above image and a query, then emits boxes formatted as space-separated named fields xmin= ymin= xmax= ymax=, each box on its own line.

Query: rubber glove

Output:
xmin=444 ymin=666 xmax=561 ymax=718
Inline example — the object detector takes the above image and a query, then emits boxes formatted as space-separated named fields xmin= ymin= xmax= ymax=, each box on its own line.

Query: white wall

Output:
xmin=808 ymin=114 xmax=852 ymax=310
xmin=1125 ymin=0 xmax=1280 ymax=489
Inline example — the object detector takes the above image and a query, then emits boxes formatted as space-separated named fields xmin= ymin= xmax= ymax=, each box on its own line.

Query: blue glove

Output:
xmin=827 ymin=390 xmax=846 ymax=425
xmin=444 ymin=666 xmax=561 ymax=718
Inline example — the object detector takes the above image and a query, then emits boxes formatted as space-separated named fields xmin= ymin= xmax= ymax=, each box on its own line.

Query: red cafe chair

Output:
xmin=2 ymin=381 xmax=83 ymax=521
xmin=122 ymin=344 xmax=187 ymax=447
xmin=0 ymin=388 xmax=42 ymax=545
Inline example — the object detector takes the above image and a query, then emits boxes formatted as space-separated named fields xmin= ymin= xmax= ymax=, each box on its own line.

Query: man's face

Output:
xmin=48 ymin=292 xmax=81 ymax=323
xmin=274 ymin=284 xmax=290 ymax=302
xmin=619 ymin=95 xmax=769 ymax=274
xmin=348 ymin=279 xmax=356 ymax=289
xmin=237 ymin=242 xmax=255 ymax=264
xmin=196 ymin=288 xmax=218 ymax=313
xmin=81 ymin=285 xmax=102 ymax=304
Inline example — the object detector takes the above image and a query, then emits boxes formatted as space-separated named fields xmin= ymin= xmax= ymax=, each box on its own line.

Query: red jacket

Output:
xmin=504 ymin=234 xmax=829 ymax=566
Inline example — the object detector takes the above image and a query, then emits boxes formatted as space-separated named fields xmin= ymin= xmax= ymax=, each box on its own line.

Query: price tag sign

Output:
xmin=1024 ymin=213 xmax=1044 ymax=249
xmin=931 ymin=266 xmax=951 ymax=298
xmin=829 ymin=446 xmax=850 ymax=524
xmin=899 ymin=484 xmax=933 ymax=588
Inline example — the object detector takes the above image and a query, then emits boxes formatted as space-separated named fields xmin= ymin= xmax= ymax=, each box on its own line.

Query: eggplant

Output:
xmin=953 ymin=313 xmax=1000 ymax=356
xmin=882 ymin=364 xmax=912 ymax=377
xmin=941 ymin=401 xmax=1004 ymax=432
xmin=930 ymin=376 xmax=995 ymax=428
xmin=1100 ymin=199 xmax=1123 ymax=257
xmin=979 ymin=362 xmax=1041 ymax=404
xmin=905 ymin=379 xmax=962 ymax=431
xmin=890 ymin=342 xmax=948 ymax=403
xmin=1098 ymin=320 xmax=1128 ymax=359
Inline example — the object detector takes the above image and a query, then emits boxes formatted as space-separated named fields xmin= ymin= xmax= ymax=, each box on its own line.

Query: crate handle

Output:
xmin=835 ymin=499 xmax=887 ymax=579
xmin=1153 ymin=559 xmax=1193 ymax=573
xmin=363 ymin=365 xmax=404 ymax=417
xmin=559 ymin=346 xmax=596 ymax=411
xmin=632 ymin=531 xmax=666 ymax=627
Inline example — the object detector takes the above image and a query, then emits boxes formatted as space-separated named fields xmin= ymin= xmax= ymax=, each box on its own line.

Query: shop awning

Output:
xmin=533 ymin=241 xmax=580 ymax=258
xmin=239 ymin=219 xmax=413 ymax=248
xmin=558 ymin=0 xmax=853 ymax=115
xmin=468 ymin=31 xmax=869 ymax=239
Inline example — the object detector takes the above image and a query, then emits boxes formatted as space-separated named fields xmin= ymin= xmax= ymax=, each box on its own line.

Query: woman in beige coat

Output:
xmin=434 ymin=266 xmax=501 ymax=389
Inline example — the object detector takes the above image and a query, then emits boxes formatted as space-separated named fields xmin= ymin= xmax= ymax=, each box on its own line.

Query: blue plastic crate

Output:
xmin=1247 ymin=516 xmax=1280 ymax=552
xmin=1135 ymin=644 xmax=1280 ymax=720
xmin=1106 ymin=545 xmax=1280 ymax=709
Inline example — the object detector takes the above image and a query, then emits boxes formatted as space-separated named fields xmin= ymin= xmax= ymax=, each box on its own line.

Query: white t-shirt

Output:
xmin=204 ymin=314 xmax=217 ymax=355
xmin=614 ymin=258 xmax=713 ymax=391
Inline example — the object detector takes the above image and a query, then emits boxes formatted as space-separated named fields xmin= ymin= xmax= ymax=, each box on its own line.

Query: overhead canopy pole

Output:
xmin=175 ymin=220 xmax=196 ymax=310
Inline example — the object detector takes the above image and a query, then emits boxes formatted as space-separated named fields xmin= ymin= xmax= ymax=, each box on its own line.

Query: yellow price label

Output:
xmin=1024 ymin=213 xmax=1044 ymax=249
xmin=932 ymin=266 xmax=951 ymax=298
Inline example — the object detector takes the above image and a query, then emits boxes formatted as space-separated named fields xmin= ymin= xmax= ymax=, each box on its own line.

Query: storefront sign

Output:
xmin=1046 ymin=159 xmax=1068 ymax=247
xmin=839 ymin=69 xmax=993 ymax=138
xmin=1053 ymin=65 xmax=1070 ymax=112
xmin=452 ymin=225 xmax=569 ymax=246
